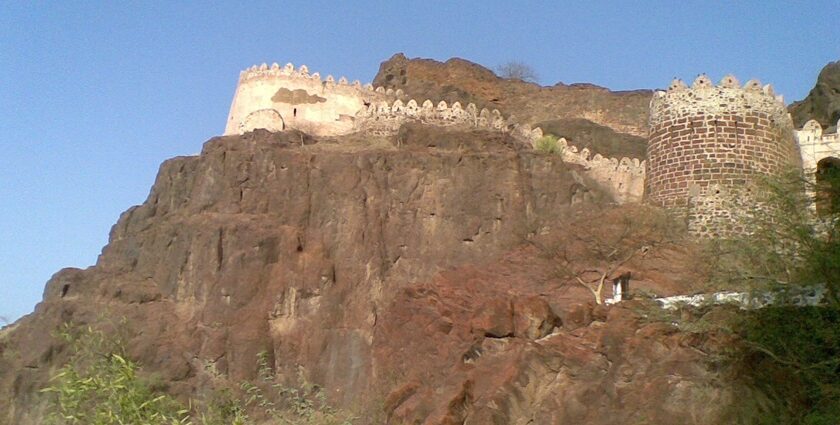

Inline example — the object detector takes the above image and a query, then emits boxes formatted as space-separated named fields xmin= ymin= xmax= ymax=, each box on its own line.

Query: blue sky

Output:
xmin=1 ymin=1 xmax=838 ymax=322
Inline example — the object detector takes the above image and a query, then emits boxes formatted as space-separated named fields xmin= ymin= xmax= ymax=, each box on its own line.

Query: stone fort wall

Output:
xmin=647 ymin=75 xmax=801 ymax=237
xmin=225 ymin=63 xmax=398 ymax=137
xmin=795 ymin=119 xmax=840 ymax=171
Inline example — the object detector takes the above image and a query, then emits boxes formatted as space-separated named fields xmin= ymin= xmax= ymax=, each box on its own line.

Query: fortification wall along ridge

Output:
xmin=355 ymin=97 xmax=646 ymax=203
xmin=225 ymin=63 xmax=400 ymax=137
xmin=795 ymin=119 xmax=840 ymax=171
xmin=647 ymin=74 xmax=801 ymax=237
xmin=224 ymin=61 xmax=646 ymax=204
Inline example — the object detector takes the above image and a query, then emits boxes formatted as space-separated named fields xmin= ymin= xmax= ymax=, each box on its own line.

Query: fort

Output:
xmin=224 ymin=62 xmax=839 ymax=236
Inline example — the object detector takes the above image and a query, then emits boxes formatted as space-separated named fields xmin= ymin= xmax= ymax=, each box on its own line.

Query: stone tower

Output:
xmin=224 ymin=63 xmax=394 ymax=137
xmin=646 ymin=75 xmax=801 ymax=237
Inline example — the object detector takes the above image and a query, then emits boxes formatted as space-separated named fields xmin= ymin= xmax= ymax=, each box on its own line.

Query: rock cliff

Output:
xmin=790 ymin=60 xmax=840 ymax=130
xmin=1 ymin=124 xmax=734 ymax=424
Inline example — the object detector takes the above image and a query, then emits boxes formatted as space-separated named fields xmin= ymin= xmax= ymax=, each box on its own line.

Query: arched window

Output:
xmin=816 ymin=157 xmax=840 ymax=216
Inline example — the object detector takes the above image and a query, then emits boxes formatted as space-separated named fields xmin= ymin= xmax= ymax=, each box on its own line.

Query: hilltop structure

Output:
xmin=224 ymin=63 xmax=397 ymax=136
xmin=224 ymin=62 xmax=839 ymax=236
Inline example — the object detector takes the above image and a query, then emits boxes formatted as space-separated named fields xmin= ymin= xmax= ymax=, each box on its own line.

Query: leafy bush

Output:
xmin=41 ymin=325 xmax=189 ymax=425
xmin=731 ymin=306 xmax=840 ymax=424
xmin=41 ymin=326 xmax=354 ymax=425
xmin=535 ymin=134 xmax=562 ymax=154
xmin=708 ymin=169 xmax=840 ymax=423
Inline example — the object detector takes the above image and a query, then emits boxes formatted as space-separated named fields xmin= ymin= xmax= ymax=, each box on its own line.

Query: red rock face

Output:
xmin=1 ymin=126 xmax=732 ymax=424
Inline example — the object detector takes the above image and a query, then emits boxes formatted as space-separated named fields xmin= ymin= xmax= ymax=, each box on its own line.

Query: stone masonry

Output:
xmin=647 ymin=75 xmax=801 ymax=237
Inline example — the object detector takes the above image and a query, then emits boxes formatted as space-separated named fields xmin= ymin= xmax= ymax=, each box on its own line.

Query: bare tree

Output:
xmin=496 ymin=61 xmax=539 ymax=83
xmin=531 ymin=206 xmax=679 ymax=304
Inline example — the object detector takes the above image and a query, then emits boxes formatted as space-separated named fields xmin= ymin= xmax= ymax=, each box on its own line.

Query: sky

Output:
xmin=1 ymin=1 xmax=838 ymax=323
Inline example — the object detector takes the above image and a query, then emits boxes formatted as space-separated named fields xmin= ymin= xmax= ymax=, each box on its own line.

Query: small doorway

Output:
xmin=816 ymin=157 xmax=840 ymax=216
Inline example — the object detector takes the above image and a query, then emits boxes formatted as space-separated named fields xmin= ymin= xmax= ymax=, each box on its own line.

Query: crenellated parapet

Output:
xmin=225 ymin=62 xmax=400 ymax=137
xmin=237 ymin=62 xmax=403 ymax=97
xmin=795 ymin=119 xmax=840 ymax=171
xmin=650 ymin=74 xmax=790 ymax=130
xmin=648 ymin=74 xmax=801 ymax=237
xmin=554 ymin=138 xmax=646 ymax=204
xmin=354 ymin=99 xmax=510 ymax=135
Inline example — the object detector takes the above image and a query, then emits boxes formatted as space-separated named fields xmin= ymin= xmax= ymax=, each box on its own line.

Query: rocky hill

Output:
xmin=0 ymin=124 xmax=740 ymax=424
xmin=373 ymin=54 xmax=650 ymax=159
xmin=9 ymin=54 xmax=839 ymax=424
xmin=789 ymin=60 xmax=840 ymax=130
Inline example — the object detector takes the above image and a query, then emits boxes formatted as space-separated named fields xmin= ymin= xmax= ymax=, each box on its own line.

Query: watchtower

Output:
xmin=646 ymin=75 xmax=801 ymax=237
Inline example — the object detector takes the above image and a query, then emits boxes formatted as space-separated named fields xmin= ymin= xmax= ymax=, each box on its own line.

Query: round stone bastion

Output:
xmin=646 ymin=75 xmax=801 ymax=237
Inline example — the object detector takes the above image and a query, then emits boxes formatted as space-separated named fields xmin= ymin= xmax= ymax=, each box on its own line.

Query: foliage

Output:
xmin=41 ymin=324 xmax=190 ymax=425
xmin=196 ymin=388 xmax=250 ymax=425
xmin=239 ymin=351 xmax=356 ymax=425
xmin=535 ymin=134 xmax=562 ymax=155
xmin=728 ymin=306 xmax=840 ymax=424
xmin=708 ymin=168 xmax=840 ymax=423
xmin=705 ymin=168 xmax=840 ymax=302
xmin=495 ymin=61 xmax=539 ymax=83
xmin=41 ymin=325 xmax=354 ymax=425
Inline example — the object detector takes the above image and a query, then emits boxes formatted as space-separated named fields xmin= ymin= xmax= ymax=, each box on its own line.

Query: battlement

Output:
xmin=796 ymin=119 xmax=840 ymax=143
xmin=225 ymin=61 xmax=400 ymax=137
xmin=237 ymin=63 xmax=402 ymax=97
xmin=795 ymin=119 xmax=840 ymax=171
xmin=555 ymin=138 xmax=646 ymax=203
xmin=352 ymin=97 xmax=645 ymax=202
xmin=354 ymin=98 xmax=510 ymax=135
xmin=650 ymin=74 xmax=789 ymax=129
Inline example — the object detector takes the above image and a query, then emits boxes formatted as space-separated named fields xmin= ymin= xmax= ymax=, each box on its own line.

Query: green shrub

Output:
xmin=731 ymin=306 xmax=840 ymax=424
xmin=41 ymin=325 xmax=189 ymax=425
xmin=535 ymin=134 xmax=562 ymax=154
xmin=709 ymin=169 xmax=840 ymax=423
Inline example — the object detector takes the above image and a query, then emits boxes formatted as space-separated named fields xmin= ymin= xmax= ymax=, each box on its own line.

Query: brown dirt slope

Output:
xmin=789 ymin=60 xmax=840 ymax=130
xmin=373 ymin=53 xmax=653 ymax=158
xmin=1 ymin=126 xmax=733 ymax=425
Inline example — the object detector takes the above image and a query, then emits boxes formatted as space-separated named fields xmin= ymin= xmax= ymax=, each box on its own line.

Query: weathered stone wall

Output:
xmin=224 ymin=63 xmax=397 ymax=136
xmin=795 ymin=119 xmax=840 ymax=171
xmin=647 ymin=75 xmax=800 ymax=237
